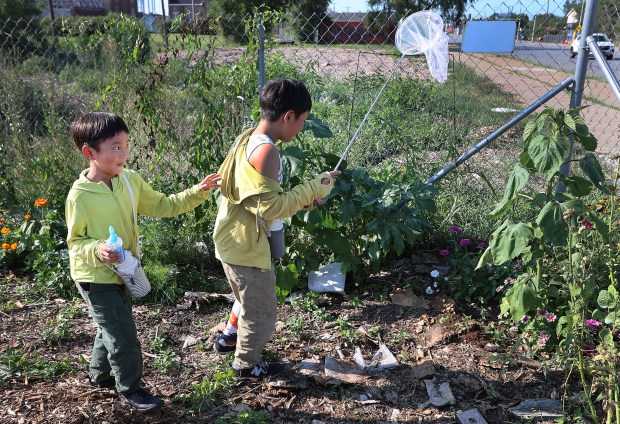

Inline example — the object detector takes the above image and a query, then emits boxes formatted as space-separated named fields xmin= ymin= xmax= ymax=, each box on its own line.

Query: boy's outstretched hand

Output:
xmin=198 ymin=173 xmax=222 ymax=191
xmin=304 ymin=170 xmax=341 ymax=210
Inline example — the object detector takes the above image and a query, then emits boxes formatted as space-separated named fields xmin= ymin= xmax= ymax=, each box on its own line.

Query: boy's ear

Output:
xmin=282 ymin=110 xmax=295 ymax=123
xmin=81 ymin=145 xmax=94 ymax=160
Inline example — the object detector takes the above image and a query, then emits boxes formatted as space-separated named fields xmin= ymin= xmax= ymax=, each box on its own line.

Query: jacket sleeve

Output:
xmin=65 ymin=197 xmax=105 ymax=267
xmin=135 ymin=173 xmax=210 ymax=218
xmin=242 ymin=172 xmax=335 ymax=220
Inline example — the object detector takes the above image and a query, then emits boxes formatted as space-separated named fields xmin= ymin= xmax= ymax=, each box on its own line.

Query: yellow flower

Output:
xmin=10 ymin=243 xmax=17 ymax=250
xmin=1 ymin=243 xmax=10 ymax=250
xmin=24 ymin=214 xmax=32 ymax=220
xmin=1 ymin=227 xmax=10 ymax=235
xmin=34 ymin=198 xmax=48 ymax=207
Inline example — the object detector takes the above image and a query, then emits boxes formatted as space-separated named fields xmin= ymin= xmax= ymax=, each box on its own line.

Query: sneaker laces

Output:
xmin=251 ymin=360 xmax=269 ymax=377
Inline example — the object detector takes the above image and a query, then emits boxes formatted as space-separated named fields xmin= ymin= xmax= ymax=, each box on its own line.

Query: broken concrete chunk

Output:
xmin=424 ymin=378 xmax=456 ymax=407
xmin=182 ymin=335 xmax=199 ymax=349
xmin=509 ymin=399 xmax=563 ymax=418
xmin=390 ymin=290 xmax=430 ymax=308
xmin=410 ymin=360 xmax=436 ymax=380
xmin=456 ymin=408 xmax=489 ymax=424
xmin=324 ymin=356 xmax=367 ymax=385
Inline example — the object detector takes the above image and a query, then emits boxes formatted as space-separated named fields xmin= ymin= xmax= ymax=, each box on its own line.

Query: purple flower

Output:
xmin=581 ymin=220 xmax=594 ymax=231
xmin=586 ymin=319 xmax=602 ymax=331
xmin=613 ymin=330 xmax=620 ymax=342
xmin=520 ymin=315 xmax=530 ymax=324
xmin=545 ymin=312 xmax=557 ymax=323
xmin=439 ymin=249 xmax=450 ymax=256
xmin=459 ymin=238 xmax=471 ymax=246
xmin=449 ymin=226 xmax=461 ymax=233
xmin=477 ymin=242 xmax=488 ymax=249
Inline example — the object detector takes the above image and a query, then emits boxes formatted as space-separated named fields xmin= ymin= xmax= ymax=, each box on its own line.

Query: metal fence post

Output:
xmin=559 ymin=0 xmax=599 ymax=179
xmin=258 ymin=13 xmax=265 ymax=94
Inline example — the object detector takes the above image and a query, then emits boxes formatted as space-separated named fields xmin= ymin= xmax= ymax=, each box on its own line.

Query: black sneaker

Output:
xmin=89 ymin=376 xmax=115 ymax=389
xmin=122 ymin=388 xmax=164 ymax=414
xmin=214 ymin=332 xmax=237 ymax=354
xmin=233 ymin=361 xmax=285 ymax=381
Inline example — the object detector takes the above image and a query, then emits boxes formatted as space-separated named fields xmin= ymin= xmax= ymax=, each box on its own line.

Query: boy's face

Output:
xmin=82 ymin=131 xmax=129 ymax=179
xmin=282 ymin=111 xmax=309 ymax=142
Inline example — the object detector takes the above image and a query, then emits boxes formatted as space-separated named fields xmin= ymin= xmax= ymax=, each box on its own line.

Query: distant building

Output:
xmin=49 ymin=0 xmax=138 ymax=16
xmin=320 ymin=12 xmax=391 ymax=44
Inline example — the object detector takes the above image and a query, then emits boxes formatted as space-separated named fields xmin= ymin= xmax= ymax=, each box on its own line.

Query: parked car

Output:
xmin=570 ymin=33 xmax=615 ymax=60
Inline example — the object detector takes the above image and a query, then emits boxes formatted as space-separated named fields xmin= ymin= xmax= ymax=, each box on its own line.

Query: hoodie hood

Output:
xmin=218 ymin=127 xmax=282 ymax=204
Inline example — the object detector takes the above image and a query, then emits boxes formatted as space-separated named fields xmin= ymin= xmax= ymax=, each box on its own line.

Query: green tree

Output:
xmin=287 ymin=0 xmax=331 ymax=43
xmin=367 ymin=0 xmax=472 ymax=27
xmin=0 ymin=0 xmax=40 ymax=20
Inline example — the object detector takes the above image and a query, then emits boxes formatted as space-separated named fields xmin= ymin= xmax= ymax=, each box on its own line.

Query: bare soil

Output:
xmin=0 ymin=256 xmax=572 ymax=424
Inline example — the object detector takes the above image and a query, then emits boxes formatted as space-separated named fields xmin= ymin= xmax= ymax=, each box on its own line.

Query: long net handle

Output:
xmin=334 ymin=54 xmax=406 ymax=171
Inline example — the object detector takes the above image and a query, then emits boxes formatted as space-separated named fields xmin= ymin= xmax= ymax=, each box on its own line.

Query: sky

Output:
xmin=328 ymin=0 xmax=566 ymax=17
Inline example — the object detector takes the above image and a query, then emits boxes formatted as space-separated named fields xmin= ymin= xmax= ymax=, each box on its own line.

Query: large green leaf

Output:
xmin=522 ymin=119 xmax=537 ymax=143
xmin=303 ymin=113 xmax=334 ymax=138
xmin=598 ymin=289 xmax=616 ymax=309
xmin=490 ymin=165 xmax=529 ymax=218
xmin=579 ymin=153 xmax=606 ymax=191
xmin=528 ymin=133 xmax=570 ymax=179
xmin=506 ymin=282 xmax=540 ymax=319
xmin=489 ymin=221 xmax=533 ymax=265
xmin=574 ymin=132 xmax=597 ymax=151
xmin=275 ymin=263 xmax=299 ymax=303
xmin=536 ymin=201 xmax=567 ymax=246
xmin=559 ymin=174 xmax=594 ymax=197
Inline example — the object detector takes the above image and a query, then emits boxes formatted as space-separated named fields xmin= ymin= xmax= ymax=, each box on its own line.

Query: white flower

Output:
xmin=425 ymin=287 xmax=434 ymax=295
xmin=433 ymin=282 xmax=438 ymax=288
xmin=430 ymin=270 xmax=440 ymax=278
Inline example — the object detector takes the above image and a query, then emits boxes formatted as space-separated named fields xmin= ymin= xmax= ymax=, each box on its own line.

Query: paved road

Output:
xmin=511 ymin=41 xmax=620 ymax=79
xmin=449 ymin=35 xmax=620 ymax=79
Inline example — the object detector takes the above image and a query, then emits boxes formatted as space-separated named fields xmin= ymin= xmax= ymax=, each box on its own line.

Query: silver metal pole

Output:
xmin=588 ymin=36 xmax=620 ymax=104
xmin=426 ymin=77 xmax=575 ymax=184
xmin=558 ymin=0 xmax=598 ymax=179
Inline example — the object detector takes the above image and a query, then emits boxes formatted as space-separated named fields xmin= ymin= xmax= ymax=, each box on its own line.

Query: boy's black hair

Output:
xmin=259 ymin=78 xmax=312 ymax=121
xmin=71 ymin=112 xmax=129 ymax=151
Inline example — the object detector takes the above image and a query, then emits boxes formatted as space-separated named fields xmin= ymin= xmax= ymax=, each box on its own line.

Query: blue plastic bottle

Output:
xmin=106 ymin=226 xmax=126 ymax=263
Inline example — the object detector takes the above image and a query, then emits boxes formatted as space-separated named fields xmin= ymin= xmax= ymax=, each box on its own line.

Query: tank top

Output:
xmin=246 ymin=134 xmax=283 ymax=231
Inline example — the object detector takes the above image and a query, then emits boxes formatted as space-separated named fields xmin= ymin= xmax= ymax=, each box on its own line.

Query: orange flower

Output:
xmin=34 ymin=198 xmax=48 ymax=207
xmin=10 ymin=243 xmax=17 ymax=250
xmin=1 ymin=227 xmax=10 ymax=235
xmin=24 ymin=214 xmax=32 ymax=220
xmin=2 ymin=243 xmax=10 ymax=250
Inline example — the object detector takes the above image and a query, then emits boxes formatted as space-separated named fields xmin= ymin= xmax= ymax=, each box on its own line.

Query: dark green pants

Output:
xmin=76 ymin=282 xmax=142 ymax=395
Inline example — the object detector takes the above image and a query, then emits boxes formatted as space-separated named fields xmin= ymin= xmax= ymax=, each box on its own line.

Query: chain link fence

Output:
xmin=1 ymin=1 xmax=618 ymax=234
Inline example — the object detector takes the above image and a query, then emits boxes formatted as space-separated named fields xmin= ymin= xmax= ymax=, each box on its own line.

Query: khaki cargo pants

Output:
xmin=221 ymin=263 xmax=277 ymax=369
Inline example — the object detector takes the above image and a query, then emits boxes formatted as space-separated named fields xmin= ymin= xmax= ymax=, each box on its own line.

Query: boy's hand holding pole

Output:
xmin=304 ymin=170 xmax=340 ymax=210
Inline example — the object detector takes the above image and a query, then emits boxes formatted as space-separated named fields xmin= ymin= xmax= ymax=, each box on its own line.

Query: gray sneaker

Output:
xmin=122 ymin=388 xmax=164 ymax=414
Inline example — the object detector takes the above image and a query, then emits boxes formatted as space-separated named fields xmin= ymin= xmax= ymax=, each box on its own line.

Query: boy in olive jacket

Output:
xmin=213 ymin=78 xmax=339 ymax=379
xmin=66 ymin=112 xmax=220 ymax=413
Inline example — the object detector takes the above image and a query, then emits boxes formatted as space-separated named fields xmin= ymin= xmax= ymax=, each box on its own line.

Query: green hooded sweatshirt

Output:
xmin=66 ymin=169 xmax=210 ymax=284
xmin=214 ymin=128 xmax=335 ymax=270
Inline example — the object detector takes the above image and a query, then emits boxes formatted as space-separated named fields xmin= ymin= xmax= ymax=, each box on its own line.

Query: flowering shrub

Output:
xmin=439 ymin=224 xmax=516 ymax=305
xmin=1 ymin=199 xmax=72 ymax=298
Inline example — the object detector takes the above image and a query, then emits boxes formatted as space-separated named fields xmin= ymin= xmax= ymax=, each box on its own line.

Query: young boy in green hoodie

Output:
xmin=65 ymin=112 xmax=220 ymax=413
xmin=213 ymin=78 xmax=340 ymax=380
